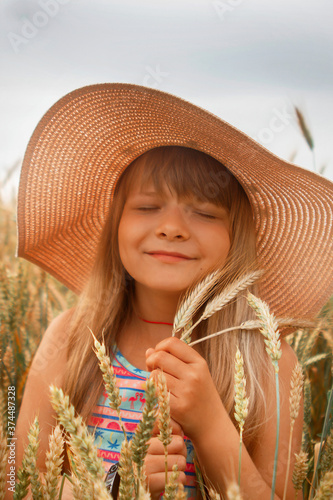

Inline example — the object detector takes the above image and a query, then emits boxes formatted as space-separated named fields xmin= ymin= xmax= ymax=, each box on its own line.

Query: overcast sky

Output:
xmin=1 ymin=0 xmax=332 ymax=200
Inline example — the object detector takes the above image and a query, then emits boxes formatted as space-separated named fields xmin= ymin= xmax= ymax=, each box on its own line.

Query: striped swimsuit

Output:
xmin=87 ymin=348 xmax=198 ymax=499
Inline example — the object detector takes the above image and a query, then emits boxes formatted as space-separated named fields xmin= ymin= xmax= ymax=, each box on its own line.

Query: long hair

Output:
xmin=63 ymin=146 xmax=273 ymax=452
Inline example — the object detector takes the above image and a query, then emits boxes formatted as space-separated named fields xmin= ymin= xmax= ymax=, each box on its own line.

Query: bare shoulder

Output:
xmin=30 ymin=308 xmax=74 ymax=382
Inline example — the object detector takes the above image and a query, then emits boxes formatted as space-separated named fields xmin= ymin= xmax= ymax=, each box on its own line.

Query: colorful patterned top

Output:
xmin=87 ymin=348 xmax=198 ymax=499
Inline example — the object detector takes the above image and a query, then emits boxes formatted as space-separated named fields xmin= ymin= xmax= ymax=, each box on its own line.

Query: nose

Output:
xmin=155 ymin=206 xmax=190 ymax=241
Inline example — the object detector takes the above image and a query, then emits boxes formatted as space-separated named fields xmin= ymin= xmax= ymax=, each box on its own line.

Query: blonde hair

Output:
xmin=63 ymin=146 xmax=272 ymax=452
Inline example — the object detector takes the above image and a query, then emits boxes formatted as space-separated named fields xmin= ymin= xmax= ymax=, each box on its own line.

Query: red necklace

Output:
xmin=138 ymin=316 xmax=173 ymax=326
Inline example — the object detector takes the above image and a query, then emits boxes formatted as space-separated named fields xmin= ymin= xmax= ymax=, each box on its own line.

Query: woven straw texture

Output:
xmin=17 ymin=84 xmax=333 ymax=321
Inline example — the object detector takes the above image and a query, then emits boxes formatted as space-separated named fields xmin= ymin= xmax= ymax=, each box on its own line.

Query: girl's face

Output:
xmin=118 ymin=178 xmax=231 ymax=297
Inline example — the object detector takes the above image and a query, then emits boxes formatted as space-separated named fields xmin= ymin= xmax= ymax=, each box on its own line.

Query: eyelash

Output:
xmin=195 ymin=211 xmax=217 ymax=220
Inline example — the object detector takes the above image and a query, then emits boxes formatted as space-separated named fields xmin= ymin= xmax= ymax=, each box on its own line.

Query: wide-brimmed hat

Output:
xmin=17 ymin=83 xmax=333 ymax=322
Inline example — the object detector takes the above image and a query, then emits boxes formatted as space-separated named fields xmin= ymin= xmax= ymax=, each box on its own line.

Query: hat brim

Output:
xmin=17 ymin=83 xmax=333 ymax=322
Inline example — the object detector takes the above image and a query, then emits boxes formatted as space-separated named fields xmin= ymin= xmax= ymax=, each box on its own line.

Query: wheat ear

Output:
xmin=118 ymin=440 xmax=135 ymax=500
xmin=89 ymin=328 xmax=128 ymax=440
xmin=208 ymin=488 xmax=222 ymax=500
xmin=226 ymin=482 xmax=243 ymax=500
xmin=292 ymin=450 xmax=308 ymax=496
xmin=320 ymin=428 xmax=333 ymax=476
xmin=164 ymin=464 xmax=180 ymax=500
xmin=181 ymin=270 xmax=262 ymax=342
xmin=175 ymin=483 xmax=188 ymax=500
xmin=282 ymin=363 xmax=304 ymax=500
xmin=131 ymin=377 xmax=158 ymax=492
xmin=247 ymin=292 xmax=282 ymax=500
xmin=49 ymin=385 xmax=105 ymax=482
xmin=313 ymin=470 xmax=333 ymax=499
xmin=172 ymin=270 xmax=220 ymax=335
xmin=43 ymin=425 xmax=64 ymax=500
xmin=23 ymin=416 xmax=43 ymax=500
xmin=234 ymin=347 xmax=249 ymax=486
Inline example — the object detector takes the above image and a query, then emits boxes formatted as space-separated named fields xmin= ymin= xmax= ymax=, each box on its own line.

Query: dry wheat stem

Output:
xmin=181 ymin=270 xmax=263 ymax=342
xmin=172 ymin=270 xmax=220 ymax=335
xmin=234 ymin=347 xmax=249 ymax=486
xmin=157 ymin=372 xmax=172 ymax=486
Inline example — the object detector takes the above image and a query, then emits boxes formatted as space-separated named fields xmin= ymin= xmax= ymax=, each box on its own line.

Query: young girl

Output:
xmin=12 ymin=84 xmax=333 ymax=500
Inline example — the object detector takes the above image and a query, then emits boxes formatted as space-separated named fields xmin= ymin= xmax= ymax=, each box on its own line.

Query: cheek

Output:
xmin=206 ymin=226 xmax=231 ymax=261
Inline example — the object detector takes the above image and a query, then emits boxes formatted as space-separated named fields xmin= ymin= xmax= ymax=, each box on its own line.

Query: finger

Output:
xmin=148 ymin=435 xmax=187 ymax=457
xmin=152 ymin=415 xmax=184 ymax=437
xmin=146 ymin=350 xmax=188 ymax=379
xmin=145 ymin=453 xmax=187 ymax=474
xmin=153 ymin=337 xmax=199 ymax=364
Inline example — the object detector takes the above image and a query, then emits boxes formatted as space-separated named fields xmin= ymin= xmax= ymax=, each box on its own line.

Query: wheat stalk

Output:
xmin=234 ymin=347 xmax=249 ymax=486
xmin=181 ymin=270 xmax=263 ymax=342
xmin=247 ymin=292 xmax=282 ymax=500
xmin=157 ymin=371 xmax=172 ymax=486
xmin=283 ymin=363 xmax=304 ymax=500
xmin=172 ymin=270 xmax=220 ymax=335
xmin=43 ymin=424 xmax=64 ymax=500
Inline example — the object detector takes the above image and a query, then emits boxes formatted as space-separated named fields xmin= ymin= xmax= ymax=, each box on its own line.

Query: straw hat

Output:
xmin=17 ymin=83 xmax=333 ymax=322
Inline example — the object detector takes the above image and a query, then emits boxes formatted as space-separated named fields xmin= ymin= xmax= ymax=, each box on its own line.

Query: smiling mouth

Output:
xmin=146 ymin=251 xmax=194 ymax=263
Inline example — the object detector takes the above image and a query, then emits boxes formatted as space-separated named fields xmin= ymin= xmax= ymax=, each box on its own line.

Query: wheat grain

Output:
xmin=175 ymin=483 xmax=187 ymax=500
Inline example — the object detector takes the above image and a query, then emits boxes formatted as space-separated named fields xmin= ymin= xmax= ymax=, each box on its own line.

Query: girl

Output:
xmin=12 ymin=84 xmax=333 ymax=500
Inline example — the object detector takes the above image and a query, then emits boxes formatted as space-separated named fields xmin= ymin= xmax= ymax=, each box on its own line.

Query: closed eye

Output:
xmin=195 ymin=211 xmax=217 ymax=219
xmin=136 ymin=206 xmax=159 ymax=211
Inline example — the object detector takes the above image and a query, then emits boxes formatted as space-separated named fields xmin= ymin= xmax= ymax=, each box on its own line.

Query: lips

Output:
xmin=146 ymin=250 xmax=194 ymax=262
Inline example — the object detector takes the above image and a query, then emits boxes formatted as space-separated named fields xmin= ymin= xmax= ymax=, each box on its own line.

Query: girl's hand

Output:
xmin=145 ymin=418 xmax=187 ymax=500
xmin=146 ymin=337 xmax=224 ymax=441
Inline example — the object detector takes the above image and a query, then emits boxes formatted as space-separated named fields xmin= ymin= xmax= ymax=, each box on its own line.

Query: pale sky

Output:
xmin=1 ymin=0 xmax=333 ymax=200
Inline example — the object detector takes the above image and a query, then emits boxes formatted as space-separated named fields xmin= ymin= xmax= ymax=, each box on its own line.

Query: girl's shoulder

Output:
xmin=29 ymin=308 xmax=74 ymax=384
